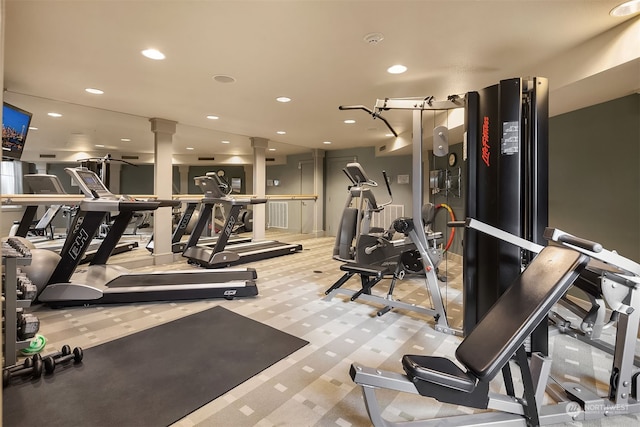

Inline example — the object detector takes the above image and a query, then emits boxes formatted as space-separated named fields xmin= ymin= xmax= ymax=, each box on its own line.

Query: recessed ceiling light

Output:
xmin=385 ymin=133 xmax=395 ymax=137
xmin=206 ymin=115 xmax=219 ymax=120
xmin=120 ymin=138 xmax=131 ymax=142
xmin=269 ymin=148 xmax=276 ymax=151
xmin=29 ymin=127 xmax=38 ymax=131
xmin=344 ymin=119 xmax=356 ymax=124
xmin=221 ymin=140 xmax=230 ymax=144
xmin=323 ymin=141 xmax=332 ymax=145
xmin=276 ymin=131 xmax=286 ymax=135
xmin=276 ymin=97 xmax=291 ymax=103
xmin=387 ymin=64 xmax=407 ymax=74
xmin=212 ymin=75 xmax=236 ymax=83
xmin=186 ymin=147 xmax=194 ymax=150
xmin=610 ymin=0 xmax=640 ymax=16
xmin=95 ymin=144 xmax=105 ymax=148
xmin=47 ymin=112 xmax=62 ymax=118
xmin=142 ymin=49 xmax=165 ymax=60
xmin=85 ymin=88 xmax=104 ymax=95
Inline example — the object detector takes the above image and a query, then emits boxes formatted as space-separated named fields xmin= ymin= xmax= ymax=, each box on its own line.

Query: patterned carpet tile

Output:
xmin=24 ymin=234 xmax=640 ymax=426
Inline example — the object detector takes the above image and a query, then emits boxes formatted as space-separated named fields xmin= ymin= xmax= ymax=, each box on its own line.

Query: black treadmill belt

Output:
xmin=185 ymin=240 xmax=303 ymax=268
xmin=225 ymin=240 xmax=302 ymax=254
xmin=107 ymin=269 xmax=258 ymax=286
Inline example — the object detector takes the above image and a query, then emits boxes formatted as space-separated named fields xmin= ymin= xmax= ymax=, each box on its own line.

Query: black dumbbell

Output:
xmin=4 ymin=354 xmax=36 ymax=373
xmin=3 ymin=355 xmax=43 ymax=387
xmin=43 ymin=345 xmax=83 ymax=374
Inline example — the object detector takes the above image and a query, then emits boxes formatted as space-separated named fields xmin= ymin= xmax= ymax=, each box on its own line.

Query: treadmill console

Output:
xmin=195 ymin=173 xmax=231 ymax=199
xmin=65 ymin=167 xmax=114 ymax=199
xmin=24 ymin=174 xmax=67 ymax=195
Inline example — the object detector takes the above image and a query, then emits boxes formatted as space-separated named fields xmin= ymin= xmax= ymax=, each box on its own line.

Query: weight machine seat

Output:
xmin=403 ymin=355 xmax=476 ymax=392
xmin=422 ymin=203 xmax=436 ymax=226
xmin=402 ymin=245 xmax=589 ymax=396
xmin=339 ymin=262 xmax=392 ymax=277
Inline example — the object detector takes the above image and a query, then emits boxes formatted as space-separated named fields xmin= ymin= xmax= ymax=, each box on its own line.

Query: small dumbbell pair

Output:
xmin=2 ymin=354 xmax=43 ymax=387
xmin=43 ymin=345 xmax=83 ymax=374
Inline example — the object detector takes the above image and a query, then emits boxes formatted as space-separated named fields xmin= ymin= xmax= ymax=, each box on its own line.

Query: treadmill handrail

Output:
xmin=78 ymin=199 xmax=161 ymax=212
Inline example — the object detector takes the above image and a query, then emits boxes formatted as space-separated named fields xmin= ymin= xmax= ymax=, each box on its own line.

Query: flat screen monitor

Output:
xmin=2 ymin=102 xmax=33 ymax=160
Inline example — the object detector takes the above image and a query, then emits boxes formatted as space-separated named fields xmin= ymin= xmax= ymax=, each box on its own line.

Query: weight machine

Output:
xmin=351 ymin=220 xmax=640 ymax=426
xmin=464 ymin=77 xmax=550 ymax=354
xmin=326 ymin=96 xmax=465 ymax=335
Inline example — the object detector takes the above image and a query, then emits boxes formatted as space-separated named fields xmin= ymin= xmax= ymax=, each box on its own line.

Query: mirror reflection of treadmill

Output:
xmin=21 ymin=174 xmax=138 ymax=262
xmin=145 ymin=174 xmax=252 ymax=254
xmin=37 ymin=167 xmax=258 ymax=306
xmin=182 ymin=173 xmax=303 ymax=269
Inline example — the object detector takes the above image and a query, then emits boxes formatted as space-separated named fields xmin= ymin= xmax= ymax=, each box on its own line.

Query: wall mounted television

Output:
xmin=2 ymin=102 xmax=33 ymax=160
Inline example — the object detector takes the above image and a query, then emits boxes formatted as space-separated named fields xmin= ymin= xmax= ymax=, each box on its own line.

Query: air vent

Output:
xmin=39 ymin=154 xmax=56 ymax=158
xmin=266 ymin=158 xmax=275 ymax=162
xmin=198 ymin=157 xmax=215 ymax=161
xmin=121 ymin=155 xmax=139 ymax=160
xmin=379 ymin=145 xmax=386 ymax=152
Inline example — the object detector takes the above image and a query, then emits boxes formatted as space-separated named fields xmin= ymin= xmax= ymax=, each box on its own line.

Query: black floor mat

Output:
xmin=3 ymin=306 xmax=308 ymax=427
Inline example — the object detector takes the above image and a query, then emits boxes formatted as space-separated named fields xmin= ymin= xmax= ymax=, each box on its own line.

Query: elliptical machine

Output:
xmin=332 ymin=162 xmax=412 ymax=267
xmin=325 ymin=162 xmax=446 ymax=318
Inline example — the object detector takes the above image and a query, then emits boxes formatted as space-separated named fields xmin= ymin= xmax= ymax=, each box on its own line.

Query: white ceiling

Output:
xmin=3 ymin=0 xmax=640 ymax=164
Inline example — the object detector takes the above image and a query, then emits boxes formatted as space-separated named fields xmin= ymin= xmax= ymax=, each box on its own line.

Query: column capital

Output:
xmin=312 ymin=148 xmax=326 ymax=159
xmin=250 ymin=137 xmax=269 ymax=149
xmin=149 ymin=118 xmax=177 ymax=135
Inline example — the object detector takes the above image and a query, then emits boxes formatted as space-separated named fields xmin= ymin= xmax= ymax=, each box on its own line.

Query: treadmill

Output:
xmin=182 ymin=173 xmax=303 ymax=268
xmin=17 ymin=174 xmax=139 ymax=261
xmin=145 ymin=198 xmax=251 ymax=253
xmin=37 ymin=167 xmax=258 ymax=306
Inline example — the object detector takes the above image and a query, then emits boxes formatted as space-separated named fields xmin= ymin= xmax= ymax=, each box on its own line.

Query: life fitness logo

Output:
xmin=481 ymin=116 xmax=490 ymax=167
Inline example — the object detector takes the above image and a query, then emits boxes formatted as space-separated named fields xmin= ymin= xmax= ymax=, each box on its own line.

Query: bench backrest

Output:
xmin=456 ymin=245 xmax=589 ymax=381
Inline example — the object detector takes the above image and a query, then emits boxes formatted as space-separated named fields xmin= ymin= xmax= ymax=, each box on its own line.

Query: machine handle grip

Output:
xmin=364 ymin=244 xmax=379 ymax=255
xmin=338 ymin=105 xmax=398 ymax=137
xmin=381 ymin=170 xmax=392 ymax=198
xmin=339 ymin=105 xmax=374 ymax=114
xmin=155 ymin=199 xmax=182 ymax=208
xmin=447 ymin=220 xmax=466 ymax=228
xmin=119 ymin=201 xmax=160 ymax=211
xmin=557 ymin=234 xmax=603 ymax=253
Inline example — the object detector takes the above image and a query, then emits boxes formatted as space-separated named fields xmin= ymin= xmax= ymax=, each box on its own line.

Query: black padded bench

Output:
xmin=351 ymin=245 xmax=589 ymax=426
xmin=401 ymin=245 xmax=589 ymax=424
xmin=325 ymin=263 xmax=394 ymax=301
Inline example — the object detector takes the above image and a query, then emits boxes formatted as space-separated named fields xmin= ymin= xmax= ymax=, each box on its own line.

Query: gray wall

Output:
xmin=549 ymin=94 xmax=639 ymax=262
xmin=266 ymin=152 xmax=314 ymax=232
xmin=120 ymin=164 xmax=180 ymax=195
